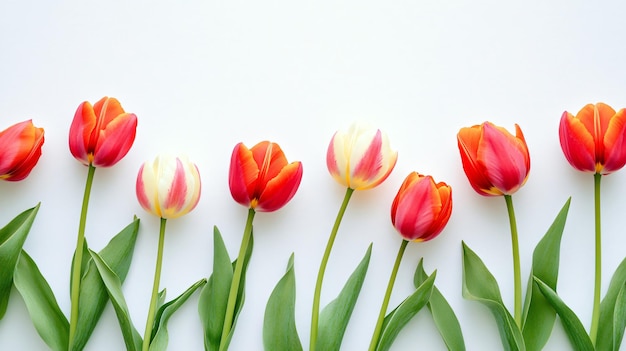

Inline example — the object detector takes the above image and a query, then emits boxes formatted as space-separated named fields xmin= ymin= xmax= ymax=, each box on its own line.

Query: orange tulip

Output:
xmin=559 ymin=102 xmax=626 ymax=175
xmin=0 ymin=120 xmax=44 ymax=181
xmin=229 ymin=141 xmax=303 ymax=212
xmin=457 ymin=122 xmax=530 ymax=196
xmin=391 ymin=172 xmax=452 ymax=241
xmin=69 ymin=96 xmax=137 ymax=167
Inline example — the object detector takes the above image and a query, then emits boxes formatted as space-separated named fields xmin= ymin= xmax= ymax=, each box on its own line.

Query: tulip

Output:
xmin=135 ymin=154 xmax=201 ymax=351
xmin=69 ymin=96 xmax=137 ymax=167
xmin=559 ymin=102 xmax=626 ymax=175
xmin=327 ymin=122 xmax=398 ymax=190
xmin=457 ymin=121 xmax=530 ymax=326
xmin=391 ymin=172 xmax=452 ymax=242
xmin=310 ymin=122 xmax=397 ymax=351
xmin=369 ymin=173 xmax=452 ymax=350
xmin=0 ymin=120 xmax=44 ymax=181
xmin=136 ymin=154 xmax=202 ymax=219
xmin=558 ymin=102 xmax=626 ymax=344
xmin=229 ymin=141 xmax=303 ymax=212
xmin=457 ymin=122 xmax=530 ymax=196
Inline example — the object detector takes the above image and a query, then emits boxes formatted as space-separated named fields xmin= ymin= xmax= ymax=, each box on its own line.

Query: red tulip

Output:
xmin=69 ymin=96 xmax=137 ymax=167
xmin=559 ymin=102 xmax=626 ymax=175
xmin=457 ymin=122 xmax=530 ymax=196
xmin=391 ymin=172 xmax=452 ymax=241
xmin=0 ymin=120 xmax=44 ymax=181
xmin=229 ymin=141 xmax=303 ymax=212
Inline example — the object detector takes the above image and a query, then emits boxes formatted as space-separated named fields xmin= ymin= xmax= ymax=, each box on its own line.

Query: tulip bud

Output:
xmin=326 ymin=122 xmax=397 ymax=190
xmin=457 ymin=122 xmax=530 ymax=196
xmin=0 ymin=120 xmax=44 ymax=181
xmin=136 ymin=154 xmax=201 ymax=219
xmin=229 ymin=141 xmax=303 ymax=212
xmin=391 ymin=172 xmax=452 ymax=241
xmin=559 ymin=102 xmax=626 ymax=175
xmin=69 ymin=96 xmax=137 ymax=167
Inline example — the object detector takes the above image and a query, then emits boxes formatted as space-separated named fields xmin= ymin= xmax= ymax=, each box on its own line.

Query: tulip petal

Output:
xmin=69 ymin=101 xmax=97 ymax=165
xmin=393 ymin=175 xmax=439 ymax=241
xmin=229 ymin=143 xmax=259 ymax=208
xmin=256 ymin=161 xmax=303 ymax=212
xmin=478 ymin=123 xmax=529 ymax=195
xmin=0 ymin=121 xmax=44 ymax=181
xmin=602 ymin=108 xmax=626 ymax=173
xmin=559 ymin=112 xmax=596 ymax=173
xmin=252 ymin=141 xmax=288 ymax=185
xmin=92 ymin=113 xmax=137 ymax=167
xmin=457 ymin=126 xmax=501 ymax=196
xmin=326 ymin=131 xmax=348 ymax=186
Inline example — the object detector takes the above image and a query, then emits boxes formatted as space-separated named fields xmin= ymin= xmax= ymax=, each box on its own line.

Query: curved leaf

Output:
xmin=598 ymin=256 xmax=626 ymax=351
xmin=462 ymin=242 xmax=525 ymax=351
xmin=71 ymin=217 xmax=141 ymax=351
xmin=415 ymin=259 xmax=465 ymax=351
xmin=522 ymin=198 xmax=570 ymax=351
xmin=316 ymin=243 xmax=372 ymax=351
xmin=263 ymin=253 xmax=302 ymax=351
xmin=533 ymin=277 xmax=593 ymax=351
xmin=612 ymin=283 xmax=626 ymax=350
xmin=88 ymin=249 xmax=142 ymax=351
xmin=375 ymin=271 xmax=436 ymax=351
xmin=149 ymin=278 xmax=207 ymax=351
xmin=13 ymin=250 xmax=69 ymax=351
xmin=0 ymin=203 xmax=40 ymax=318
xmin=198 ymin=226 xmax=254 ymax=351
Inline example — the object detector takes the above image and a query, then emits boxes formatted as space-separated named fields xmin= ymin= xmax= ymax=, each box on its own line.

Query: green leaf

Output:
xmin=0 ymin=203 xmax=40 ymax=319
xmin=415 ymin=259 xmax=466 ymax=351
xmin=13 ymin=250 xmax=69 ymax=351
xmin=533 ymin=277 xmax=594 ymax=351
xmin=316 ymin=243 xmax=372 ymax=351
xmin=522 ymin=198 xmax=570 ymax=351
xmin=198 ymin=226 xmax=254 ymax=351
xmin=461 ymin=242 xmax=525 ymax=351
xmin=149 ymin=278 xmax=207 ymax=351
xmin=71 ymin=217 xmax=141 ymax=351
xmin=597 ymin=256 xmax=626 ymax=351
xmin=612 ymin=283 xmax=626 ymax=350
xmin=88 ymin=249 xmax=143 ymax=351
xmin=263 ymin=253 xmax=302 ymax=351
xmin=375 ymin=271 xmax=436 ymax=351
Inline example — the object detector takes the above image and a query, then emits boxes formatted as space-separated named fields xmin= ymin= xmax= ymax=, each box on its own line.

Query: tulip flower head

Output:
xmin=136 ymin=154 xmax=201 ymax=219
xmin=0 ymin=120 xmax=44 ymax=181
xmin=327 ymin=122 xmax=398 ymax=190
xmin=391 ymin=172 xmax=452 ymax=242
xmin=559 ymin=102 xmax=626 ymax=175
xmin=69 ymin=96 xmax=137 ymax=167
xmin=457 ymin=122 xmax=530 ymax=196
xmin=229 ymin=141 xmax=303 ymax=212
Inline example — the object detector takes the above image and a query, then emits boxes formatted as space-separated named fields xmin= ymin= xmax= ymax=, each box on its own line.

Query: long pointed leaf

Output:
xmin=0 ymin=203 xmax=40 ymax=318
xmin=149 ymin=278 xmax=207 ymax=351
xmin=522 ymin=198 xmax=570 ymax=351
xmin=198 ymin=227 xmax=234 ymax=351
xmin=263 ymin=253 xmax=302 ymax=351
xmin=612 ymin=283 xmax=626 ymax=350
xmin=415 ymin=259 xmax=465 ymax=351
xmin=71 ymin=217 xmax=140 ymax=351
xmin=88 ymin=249 xmax=142 ymax=351
xmin=375 ymin=271 xmax=436 ymax=351
xmin=598 ymin=256 xmax=626 ymax=351
xmin=533 ymin=277 xmax=593 ymax=351
xmin=316 ymin=243 xmax=372 ymax=351
xmin=13 ymin=250 xmax=69 ymax=351
xmin=461 ymin=242 xmax=525 ymax=351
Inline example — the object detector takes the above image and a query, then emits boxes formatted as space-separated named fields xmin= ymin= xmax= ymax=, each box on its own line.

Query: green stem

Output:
xmin=590 ymin=173 xmax=602 ymax=344
xmin=368 ymin=239 xmax=408 ymax=351
xmin=142 ymin=218 xmax=167 ymax=351
xmin=309 ymin=187 xmax=354 ymax=351
xmin=219 ymin=208 xmax=256 ymax=351
xmin=68 ymin=164 xmax=96 ymax=347
xmin=504 ymin=194 xmax=522 ymax=327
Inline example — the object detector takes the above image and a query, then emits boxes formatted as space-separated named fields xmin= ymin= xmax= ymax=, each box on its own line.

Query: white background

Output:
xmin=1 ymin=1 xmax=626 ymax=350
